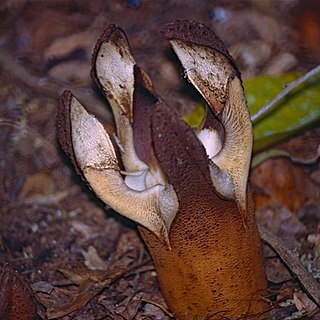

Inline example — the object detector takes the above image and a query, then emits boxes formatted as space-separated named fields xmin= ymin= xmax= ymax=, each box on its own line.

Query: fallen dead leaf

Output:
xmin=251 ymin=158 xmax=315 ymax=212
xmin=82 ymin=245 xmax=108 ymax=271
xmin=293 ymin=291 xmax=317 ymax=315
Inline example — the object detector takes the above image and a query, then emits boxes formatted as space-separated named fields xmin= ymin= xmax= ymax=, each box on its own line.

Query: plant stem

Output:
xmin=251 ymin=64 xmax=320 ymax=123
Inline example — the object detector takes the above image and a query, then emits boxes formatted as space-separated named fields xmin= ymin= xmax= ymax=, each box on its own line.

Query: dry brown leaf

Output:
xmin=308 ymin=234 xmax=320 ymax=249
xmin=263 ymin=52 xmax=298 ymax=75
xmin=265 ymin=257 xmax=292 ymax=283
xmin=297 ymin=1 xmax=320 ymax=59
xmin=46 ymin=281 xmax=96 ymax=319
xmin=19 ymin=172 xmax=55 ymax=200
xmin=251 ymin=158 xmax=313 ymax=212
xmin=39 ymin=266 xmax=125 ymax=319
xmin=81 ymin=245 xmax=108 ymax=271
xmin=256 ymin=205 xmax=306 ymax=236
xmin=293 ymin=291 xmax=318 ymax=315
xmin=44 ymin=17 xmax=105 ymax=84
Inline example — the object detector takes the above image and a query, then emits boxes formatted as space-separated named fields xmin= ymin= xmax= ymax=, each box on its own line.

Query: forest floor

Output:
xmin=0 ymin=1 xmax=320 ymax=319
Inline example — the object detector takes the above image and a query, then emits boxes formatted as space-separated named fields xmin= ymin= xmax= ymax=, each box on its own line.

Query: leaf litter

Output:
xmin=0 ymin=1 xmax=320 ymax=319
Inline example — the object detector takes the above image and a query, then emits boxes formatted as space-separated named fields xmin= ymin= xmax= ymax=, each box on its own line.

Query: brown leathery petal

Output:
xmin=132 ymin=65 xmax=158 ymax=166
xmin=56 ymin=90 xmax=75 ymax=163
xmin=132 ymin=65 xmax=167 ymax=186
xmin=56 ymin=90 xmax=84 ymax=179
xmin=151 ymin=101 xmax=213 ymax=196
xmin=137 ymin=101 xmax=268 ymax=319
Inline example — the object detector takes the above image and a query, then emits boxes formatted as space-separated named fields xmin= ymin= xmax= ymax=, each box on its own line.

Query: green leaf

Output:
xmin=182 ymin=102 xmax=206 ymax=128
xmin=244 ymin=73 xmax=320 ymax=152
xmin=183 ymin=73 xmax=320 ymax=154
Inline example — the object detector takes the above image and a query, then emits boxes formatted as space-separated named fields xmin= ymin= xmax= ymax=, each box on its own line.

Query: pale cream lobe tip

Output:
xmin=70 ymin=97 xmax=118 ymax=172
xmin=69 ymin=96 xmax=178 ymax=247
xmin=94 ymin=28 xmax=151 ymax=175
xmin=95 ymin=28 xmax=135 ymax=121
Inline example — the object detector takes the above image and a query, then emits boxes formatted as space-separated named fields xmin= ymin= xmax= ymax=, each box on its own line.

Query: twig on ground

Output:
xmin=258 ymin=225 xmax=320 ymax=307
xmin=141 ymin=298 xmax=174 ymax=318
xmin=251 ymin=64 xmax=320 ymax=123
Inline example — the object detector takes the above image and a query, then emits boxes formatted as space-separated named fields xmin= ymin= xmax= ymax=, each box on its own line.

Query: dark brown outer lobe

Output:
xmin=132 ymin=65 xmax=160 ymax=169
xmin=161 ymin=19 xmax=240 ymax=79
xmin=56 ymin=90 xmax=82 ymax=177
xmin=137 ymin=101 xmax=267 ymax=319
